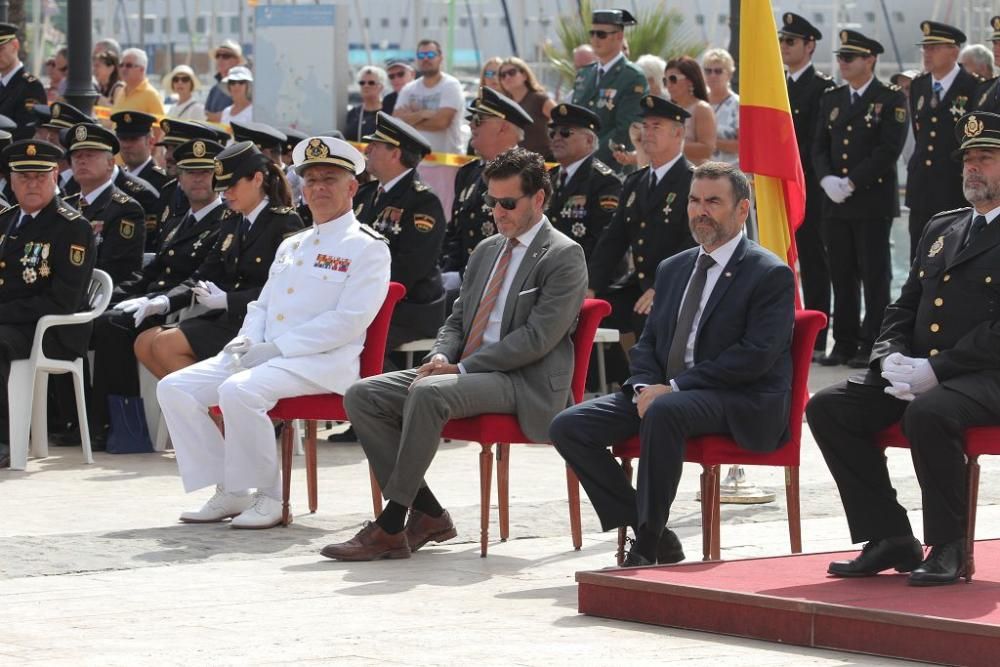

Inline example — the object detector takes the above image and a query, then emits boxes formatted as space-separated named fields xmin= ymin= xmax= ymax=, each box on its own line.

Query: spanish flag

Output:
xmin=738 ymin=0 xmax=806 ymax=285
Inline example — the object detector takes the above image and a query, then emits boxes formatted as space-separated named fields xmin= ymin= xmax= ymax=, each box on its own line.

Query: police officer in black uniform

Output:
xmin=780 ymin=12 xmax=837 ymax=357
xmin=588 ymin=95 xmax=695 ymax=383
xmin=974 ymin=16 xmax=1000 ymax=112
xmin=111 ymin=110 xmax=170 ymax=250
xmin=0 ymin=140 xmax=94 ymax=468
xmin=441 ymin=87 xmax=532 ymax=277
xmin=77 ymin=139 xmax=231 ymax=447
xmin=0 ymin=124 xmax=11 ymax=207
xmin=906 ymin=21 xmax=982 ymax=262
xmin=232 ymin=120 xmax=287 ymax=165
xmin=813 ymin=31 xmax=907 ymax=367
xmin=806 ymin=111 xmax=1000 ymax=587
xmin=546 ymin=103 xmax=622 ymax=261
xmin=154 ymin=118 xmax=220 ymax=228
xmin=0 ymin=24 xmax=46 ymax=140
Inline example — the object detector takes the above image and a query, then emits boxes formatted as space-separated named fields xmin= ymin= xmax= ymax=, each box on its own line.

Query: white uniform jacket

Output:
xmin=239 ymin=209 xmax=391 ymax=393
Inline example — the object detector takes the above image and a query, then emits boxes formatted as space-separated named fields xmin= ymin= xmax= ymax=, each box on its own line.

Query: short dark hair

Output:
xmin=482 ymin=147 xmax=551 ymax=205
xmin=399 ymin=147 xmax=422 ymax=169
xmin=692 ymin=161 xmax=751 ymax=204
xmin=417 ymin=39 xmax=442 ymax=54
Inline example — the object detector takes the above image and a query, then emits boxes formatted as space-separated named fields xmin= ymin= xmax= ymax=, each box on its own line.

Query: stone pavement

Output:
xmin=5 ymin=359 xmax=996 ymax=665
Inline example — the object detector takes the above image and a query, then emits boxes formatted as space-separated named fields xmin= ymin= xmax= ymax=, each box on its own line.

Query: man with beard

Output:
xmin=806 ymin=112 xmax=1000 ymax=587
xmin=550 ymin=162 xmax=795 ymax=567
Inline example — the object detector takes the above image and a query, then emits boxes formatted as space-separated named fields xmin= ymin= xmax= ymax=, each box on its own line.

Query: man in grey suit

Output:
xmin=321 ymin=148 xmax=588 ymax=561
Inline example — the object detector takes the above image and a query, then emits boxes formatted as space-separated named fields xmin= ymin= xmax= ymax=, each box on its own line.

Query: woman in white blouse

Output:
xmin=703 ymin=48 xmax=740 ymax=165
xmin=220 ymin=66 xmax=253 ymax=125
xmin=164 ymin=65 xmax=206 ymax=120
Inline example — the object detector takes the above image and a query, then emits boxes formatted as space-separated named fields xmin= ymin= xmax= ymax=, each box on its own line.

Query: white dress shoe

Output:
xmin=179 ymin=486 xmax=253 ymax=523
xmin=231 ymin=492 xmax=288 ymax=529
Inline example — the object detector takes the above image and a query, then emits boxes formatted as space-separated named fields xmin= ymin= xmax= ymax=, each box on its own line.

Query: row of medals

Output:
xmin=21 ymin=241 xmax=51 ymax=284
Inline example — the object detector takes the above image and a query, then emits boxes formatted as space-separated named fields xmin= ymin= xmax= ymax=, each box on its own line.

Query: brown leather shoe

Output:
xmin=405 ymin=509 xmax=458 ymax=552
xmin=320 ymin=522 xmax=411 ymax=561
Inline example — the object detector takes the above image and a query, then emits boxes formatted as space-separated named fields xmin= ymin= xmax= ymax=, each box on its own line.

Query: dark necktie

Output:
xmin=595 ymin=67 xmax=604 ymax=88
xmin=461 ymin=238 xmax=519 ymax=359
xmin=966 ymin=215 xmax=988 ymax=248
xmin=786 ymin=74 xmax=794 ymax=87
xmin=558 ymin=170 xmax=568 ymax=192
xmin=851 ymin=91 xmax=861 ymax=106
xmin=647 ymin=169 xmax=658 ymax=192
xmin=932 ymin=81 xmax=943 ymax=108
xmin=177 ymin=212 xmax=195 ymax=234
xmin=13 ymin=214 xmax=29 ymax=233
xmin=666 ymin=254 xmax=716 ymax=379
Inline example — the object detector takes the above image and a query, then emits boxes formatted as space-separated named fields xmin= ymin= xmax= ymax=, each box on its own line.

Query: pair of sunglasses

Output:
xmin=484 ymin=194 xmax=528 ymax=210
xmin=703 ymin=67 xmax=726 ymax=76
xmin=499 ymin=69 xmax=520 ymax=79
xmin=416 ymin=50 xmax=439 ymax=60
xmin=589 ymin=29 xmax=620 ymax=39
xmin=836 ymin=53 xmax=861 ymax=63
xmin=547 ymin=127 xmax=577 ymax=139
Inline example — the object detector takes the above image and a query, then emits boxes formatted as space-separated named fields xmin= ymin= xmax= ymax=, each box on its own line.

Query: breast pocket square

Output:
xmin=518 ymin=287 xmax=540 ymax=296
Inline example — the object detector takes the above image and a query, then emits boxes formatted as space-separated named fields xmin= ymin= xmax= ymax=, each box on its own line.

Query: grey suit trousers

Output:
xmin=344 ymin=368 xmax=517 ymax=506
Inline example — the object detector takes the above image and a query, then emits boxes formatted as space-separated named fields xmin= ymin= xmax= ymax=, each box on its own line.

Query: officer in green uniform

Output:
xmin=0 ymin=139 xmax=95 ymax=467
xmin=572 ymin=9 xmax=648 ymax=169
xmin=546 ymin=103 xmax=622 ymax=260
xmin=906 ymin=21 xmax=982 ymax=262
xmin=813 ymin=31 xmax=907 ymax=367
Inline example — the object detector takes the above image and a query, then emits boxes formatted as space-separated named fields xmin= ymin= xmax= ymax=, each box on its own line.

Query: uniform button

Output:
xmin=0 ymin=261 xmax=5 ymax=268
xmin=636 ymin=256 xmax=644 ymax=263
xmin=934 ymin=297 xmax=943 ymax=306
xmin=276 ymin=314 xmax=285 ymax=321
xmin=257 ymin=257 xmax=263 ymax=263
xmin=987 ymin=276 xmax=994 ymax=284
xmin=841 ymin=153 xmax=848 ymax=159
xmin=158 ymin=280 xmax=165 ymax=286
xmin=638 ymin=239 xmax=644 ymax=245
xmin=314 ymin=238 xmax=320 ymax=245
xmin=919 ymin=270 xmax=925 ymax=277
xmin=927 ymin=145 xmax=934 ymax=152
xmin=930 ymin=349 xmax=940 ymax=356
xmin=925 ymin=160 xmax=932 ymax=166
xmin=0 ymin=279 xmax=4 ymax=286
xmin=930 ymin=131 xmax=937 ymax=138
xmin=877 ymin=178 xmax=883 ymax=183
xmin=234 ymin=282 xmax=241 ymax=288
xmin=467 ymin=248 xmax=473 ymax=254
xmin=640 ymin=222 xmax=646 ymax=228
xmin=847 ymin=125 xmax=852 ymax=131
xmin=165 ymin=267 xmax=171 ymax=274
xmin=287 ymin=287 xmax=294 ymax=294
xmin=637 ymin=272 xmax=645 ymax=279
xmin=168 ymin=250 xmax=174 ymax=256
xmin=841 ymin=168 xmax=849 ymax=174
xmin=930 ymin=323 xmax=940 ymax=332
xmin=843 ymin=139 xmax=849 ymax=145
xmin=588 ymin=101 xmax=594 ymax=106
xmin=931 ymin=116 xmax=938 ymax=123
xmin=943 ymin=273 xmax=951 ymax=282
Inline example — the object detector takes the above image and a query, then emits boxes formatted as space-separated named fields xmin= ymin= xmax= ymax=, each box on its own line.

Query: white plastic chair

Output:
xmin=7 ymin=269 xmax=114 ymax=471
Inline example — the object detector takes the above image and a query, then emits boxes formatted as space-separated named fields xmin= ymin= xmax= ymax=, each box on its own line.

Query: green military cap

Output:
xmin=591 ymin=9 xmax=637 ymax=27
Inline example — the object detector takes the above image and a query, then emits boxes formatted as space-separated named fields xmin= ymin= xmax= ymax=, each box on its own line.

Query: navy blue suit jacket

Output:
xmin=624 ymin=236 xmax=796 ymax=452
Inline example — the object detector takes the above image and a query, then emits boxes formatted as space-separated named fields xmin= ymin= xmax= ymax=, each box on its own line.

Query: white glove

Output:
xmin=222 ymin=335 xmax=253 ymax=357
xmin=834 ymin=177 xmax=854 ymax=201
xmin=882 ymin=354 xmax=939 ymax=397
xmin=820 ymin=176 xmax=848 ymax=204
xmin=133 ymin=295 xmax=169 ymax=327
xmin=884 ymin=380 xmax=917 ymax=402
xmin=192 ymin=280 xmax=228 ymax=310
xmin=240 ymin=342 xmax=281 ymax=369
xmin=881 ymin=352 xmax=908 ymax=373
xmin=117 ymin=296 xmax=149 ymax=313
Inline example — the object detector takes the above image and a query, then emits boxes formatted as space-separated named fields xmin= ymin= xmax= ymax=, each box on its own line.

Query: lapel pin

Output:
xmin=725 ymin=271 xmax=732 ymax=277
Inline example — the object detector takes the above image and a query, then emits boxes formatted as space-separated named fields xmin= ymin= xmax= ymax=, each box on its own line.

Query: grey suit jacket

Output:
xmin=430 ymin=217 xmax=587 ymax=441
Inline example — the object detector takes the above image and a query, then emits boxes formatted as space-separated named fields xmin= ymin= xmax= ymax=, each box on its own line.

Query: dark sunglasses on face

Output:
xmin=703 ymin=67 xmax=725 ymax=75
xmin=547 ymin=127 xmax=577 ymax=139
xmin=173 ymin=75 xmax=192 ymax=83
xmin=416 ymin=50 xmax=439 ymax=60
xmin=388 ymin=70 xmax=408 ymax=80
xmin=666 ymin=74 xmax=684 ymax=84
xmin=484 ymin=194 xmax=528 ymax=210
xmin=359 ymin=80 xmax=378 ymax=86
xmin=483 ymin=69 xmax=497 ymax=78
xmin=589 ymin=29 xmax=620 ymax=39
xmin=215 ymin=52 xmax=237 ymax=60
xmin=120 ymin=63 xmax=140 ymax=69
xmin=499 ymin=69 xmax=520 ymax=79
xmin=836 ymin=53 xmax=859 ymax=63
xmin=471 ymin=114 xmax=497 ymax=127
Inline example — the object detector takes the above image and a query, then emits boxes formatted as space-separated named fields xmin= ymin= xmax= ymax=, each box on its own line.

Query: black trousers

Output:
xmin=823 ymin=216 xmax=892 ymax=354
xmin=796 ymin=181 xmax=831 ymax=350
xmin=89 ymin=311 xmax=151 ymax=431
xmin=806 ymin=380 xmax=1000 ymax=546
xmin=550 ymin=389 xmax=727 ymax=535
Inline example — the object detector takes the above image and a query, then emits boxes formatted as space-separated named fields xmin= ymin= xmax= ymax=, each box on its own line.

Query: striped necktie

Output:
xmin=461 ymin=238 xmax=519 ymax=359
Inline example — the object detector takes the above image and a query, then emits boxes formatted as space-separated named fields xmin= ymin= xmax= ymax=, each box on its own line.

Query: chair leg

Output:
xmin=71 ymin=364 xmax=93 ymax=465
xmin=786 ymin=466 xmax=802 ymax=553
xmin=280 ymin=421 xmax=294 ymax=526
xmin=7 ymin=362 xmax=35 ymax=471
xmin=497 ymin=442 xmax=510 ymax=542
xmin=616 ymin=457 xmax=634 ymax=565
xmin=305 ymin=420 xmax=318 ymax=514
xmin=29 ymin=370 xmax=49 ymax=459
xmin=480 ymin=443 xmax=494 ymax=557
xmin=965 ymin=455 xmax=980 ymax=584
xmin=566 ymin=465 xmax=583 ymax=550
xmin=368 ymin=465 xmax=383 ymax=517
xmin=701 ymin=464 xmax=721 ymax=561
xmin=710 ymin=465 xmax=721 ymax=561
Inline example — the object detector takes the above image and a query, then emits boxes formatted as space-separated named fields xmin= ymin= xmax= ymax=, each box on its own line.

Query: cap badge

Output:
xmin=160 ymin=120 xmax=170 ymax=134
xmin=123 ymin=113 xmax=132 ymax=123
xmin=994 ymin=16 xmax=1000 ymax=30
xmin=784 ymin=13 xmax=793 ymax=25
xmin=305 ymin=138 xmax=330 ymax=159
xmin=214 ymin=161 xmax=224 ymax=176
xmin=559 ymin=105 xmax=567 ymax=116
xmin=922 ymin=22 xmax=931 ymax=36
xmin=840 ymin=30 xmax=848 ymax=42
xmin=26 ymin=144 xmax=36 ymax=157
xmin=193 ymin=141 xmax=206 ymax=157
xmin=646 ymin=97 xmax=654 ymax=108
xmin=51 ymin=104 xmax=60 ymax=118
xmin=964 ymin=115 xmax=985 ymax=138
xmin=75 ymin=126 xmax=87 ymax=141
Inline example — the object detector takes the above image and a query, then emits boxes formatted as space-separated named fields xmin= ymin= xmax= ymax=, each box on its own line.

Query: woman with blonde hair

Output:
xmin=664 ymin=55 xmax=716 ymax=164
xmin=164 ymin=64 xmax=205 ymax=120
xmin=498 ymin=56 xmax=555 ymax=158
xmin=702 ymin=48 xmax=739 ymax=164
xmin=479 ymin=57 xmax=504 ymax=93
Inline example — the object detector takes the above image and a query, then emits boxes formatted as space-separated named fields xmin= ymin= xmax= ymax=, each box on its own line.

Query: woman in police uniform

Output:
xmin=134 ymin=141 xmax=304 ymax=379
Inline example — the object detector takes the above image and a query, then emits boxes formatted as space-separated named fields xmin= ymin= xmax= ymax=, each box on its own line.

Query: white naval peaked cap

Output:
xmin=292 ymin=136 xmax=366 ymax=176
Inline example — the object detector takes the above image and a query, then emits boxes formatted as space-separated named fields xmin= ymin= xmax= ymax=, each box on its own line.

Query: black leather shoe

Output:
xmin=908 ymin=539 xmax=965 ymax=586
xmin=657 ymin=528 xmax=685 ymax=564
xmin=828 ymin=537 xmax=923 ymax=577
xmin=819 ymin=347 xmax=856 ymax=367
xmin=326 ymin=426 xmax=357 ymax=443
xmin=846 ymin=351 xmax=872 ymax=369
xmin=50 ymin=429 xmax=83 ymax=447
xmin=622 ymin=546 xmax=653 ymax=568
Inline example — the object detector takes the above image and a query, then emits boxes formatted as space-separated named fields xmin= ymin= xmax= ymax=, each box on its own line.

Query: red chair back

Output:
xmin=571 ymin=299 xmax=612 ymax=403
xmin=785 ymin=309 xmax=829 ymax=449
xmin=360 ymin=281 xmax=407 ymax=378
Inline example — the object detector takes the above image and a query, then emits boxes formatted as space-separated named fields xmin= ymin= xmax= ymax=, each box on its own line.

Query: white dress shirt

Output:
xmin=932 ymin=64 xmax=961 ymax=98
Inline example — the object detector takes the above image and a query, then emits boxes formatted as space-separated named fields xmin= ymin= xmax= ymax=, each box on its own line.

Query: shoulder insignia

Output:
xmin=633 ymin=85 xmax=644 ymax=93
xmin=414 ymin=182 xmax=430 ymax=192
xmin=112 ymin=191 xmax=131 ymax=204
xmin=269 ymin=205 xmax=294 ymax=214
xmin=22 ymin=71 xmax=37 ymax=82
xmin=152 ymin=165 xmax=167 ymax=176
xmin=413 ymin=213 xmax=436 ymax=233
xmin=56 ymin=205 xmax=79 ymax=220
xmin=930 ymin=206 xmax=972 ymax=221
xmin=281 ymin=228 xmax=304 ymax=239
xmin=593 ymin=160 xmax=613 ymax=176
xmin=599 ymin=195 xmax=619 ymax=210
xmin=219 ymin=207 xmax=236 ymax=219
xmin=888 ymin=83 xmax=901 ymax=92
xmin=359 ymin=224 xmax=388 ymax=242
xmin=0 ymin=203 xmax=17 ymax=217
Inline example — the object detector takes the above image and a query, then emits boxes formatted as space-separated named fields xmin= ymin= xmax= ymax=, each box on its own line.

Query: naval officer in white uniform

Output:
xmin=157 ymin=136 xmax=392 ymax=528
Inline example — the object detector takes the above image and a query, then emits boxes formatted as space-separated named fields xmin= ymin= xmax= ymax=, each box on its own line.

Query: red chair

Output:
xmin=368 ymin=298 xmax=612 ymax=557
xmin=267 ymin=282 xmax=406 ymax=525
xmin=877 ymin=423 xmax=999 ymax=583
xmin=590 ymin=309 xmax=826 ymax=563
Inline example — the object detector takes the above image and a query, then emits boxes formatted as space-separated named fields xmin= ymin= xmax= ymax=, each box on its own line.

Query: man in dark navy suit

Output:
xmin=550 ymin=162 xmax=795 ymax=567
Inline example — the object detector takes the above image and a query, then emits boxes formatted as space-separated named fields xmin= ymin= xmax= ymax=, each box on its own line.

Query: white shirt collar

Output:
xmin=598 ymin=52 xmax=624 ymax=73
xmin=381 ymin=168 xmax=413 ymax=194
xmin=128 ymin=156 xmax=154 ymax=176
xmin=787 ymin=62 xmax=812 ymax=82
xmin=83 ymin=177 xmax=116 ymax=204
xmin=192 ymin=197 xmax=224 ymax=222
xmin=849 ymin=75 xmax=874 ymax=98
xmin=977 ymin=202 xmax=1000 ymax=225
xmin=1 ymin=62 xmax=23 ymax=87
xmin=650 ymin=152 xmax=684 ymax=184
xmin=246 ymin=197 xmax=270 ymax=226
xmin=59 ymin=168 xmax=73 ymax=185
xmin=561 ymin=154 xmax=591 ymax=183
xmin=699 ymin=230 xmax=743 ymax=268
xmin=313 ymin=208 xmax=355 ymax=228
xmin=933 ymin=63 xmax=961 ymax=94
xmin=514 ymin=216 xmax=546 ymax=248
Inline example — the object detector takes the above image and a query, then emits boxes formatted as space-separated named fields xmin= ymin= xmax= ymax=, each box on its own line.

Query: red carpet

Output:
xmin=577 ymin=540 xmax=1000 ymax=666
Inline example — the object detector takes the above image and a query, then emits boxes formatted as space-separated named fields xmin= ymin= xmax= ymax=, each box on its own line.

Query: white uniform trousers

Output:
xmin=157 ymin=354 xmax=326 ymax=496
